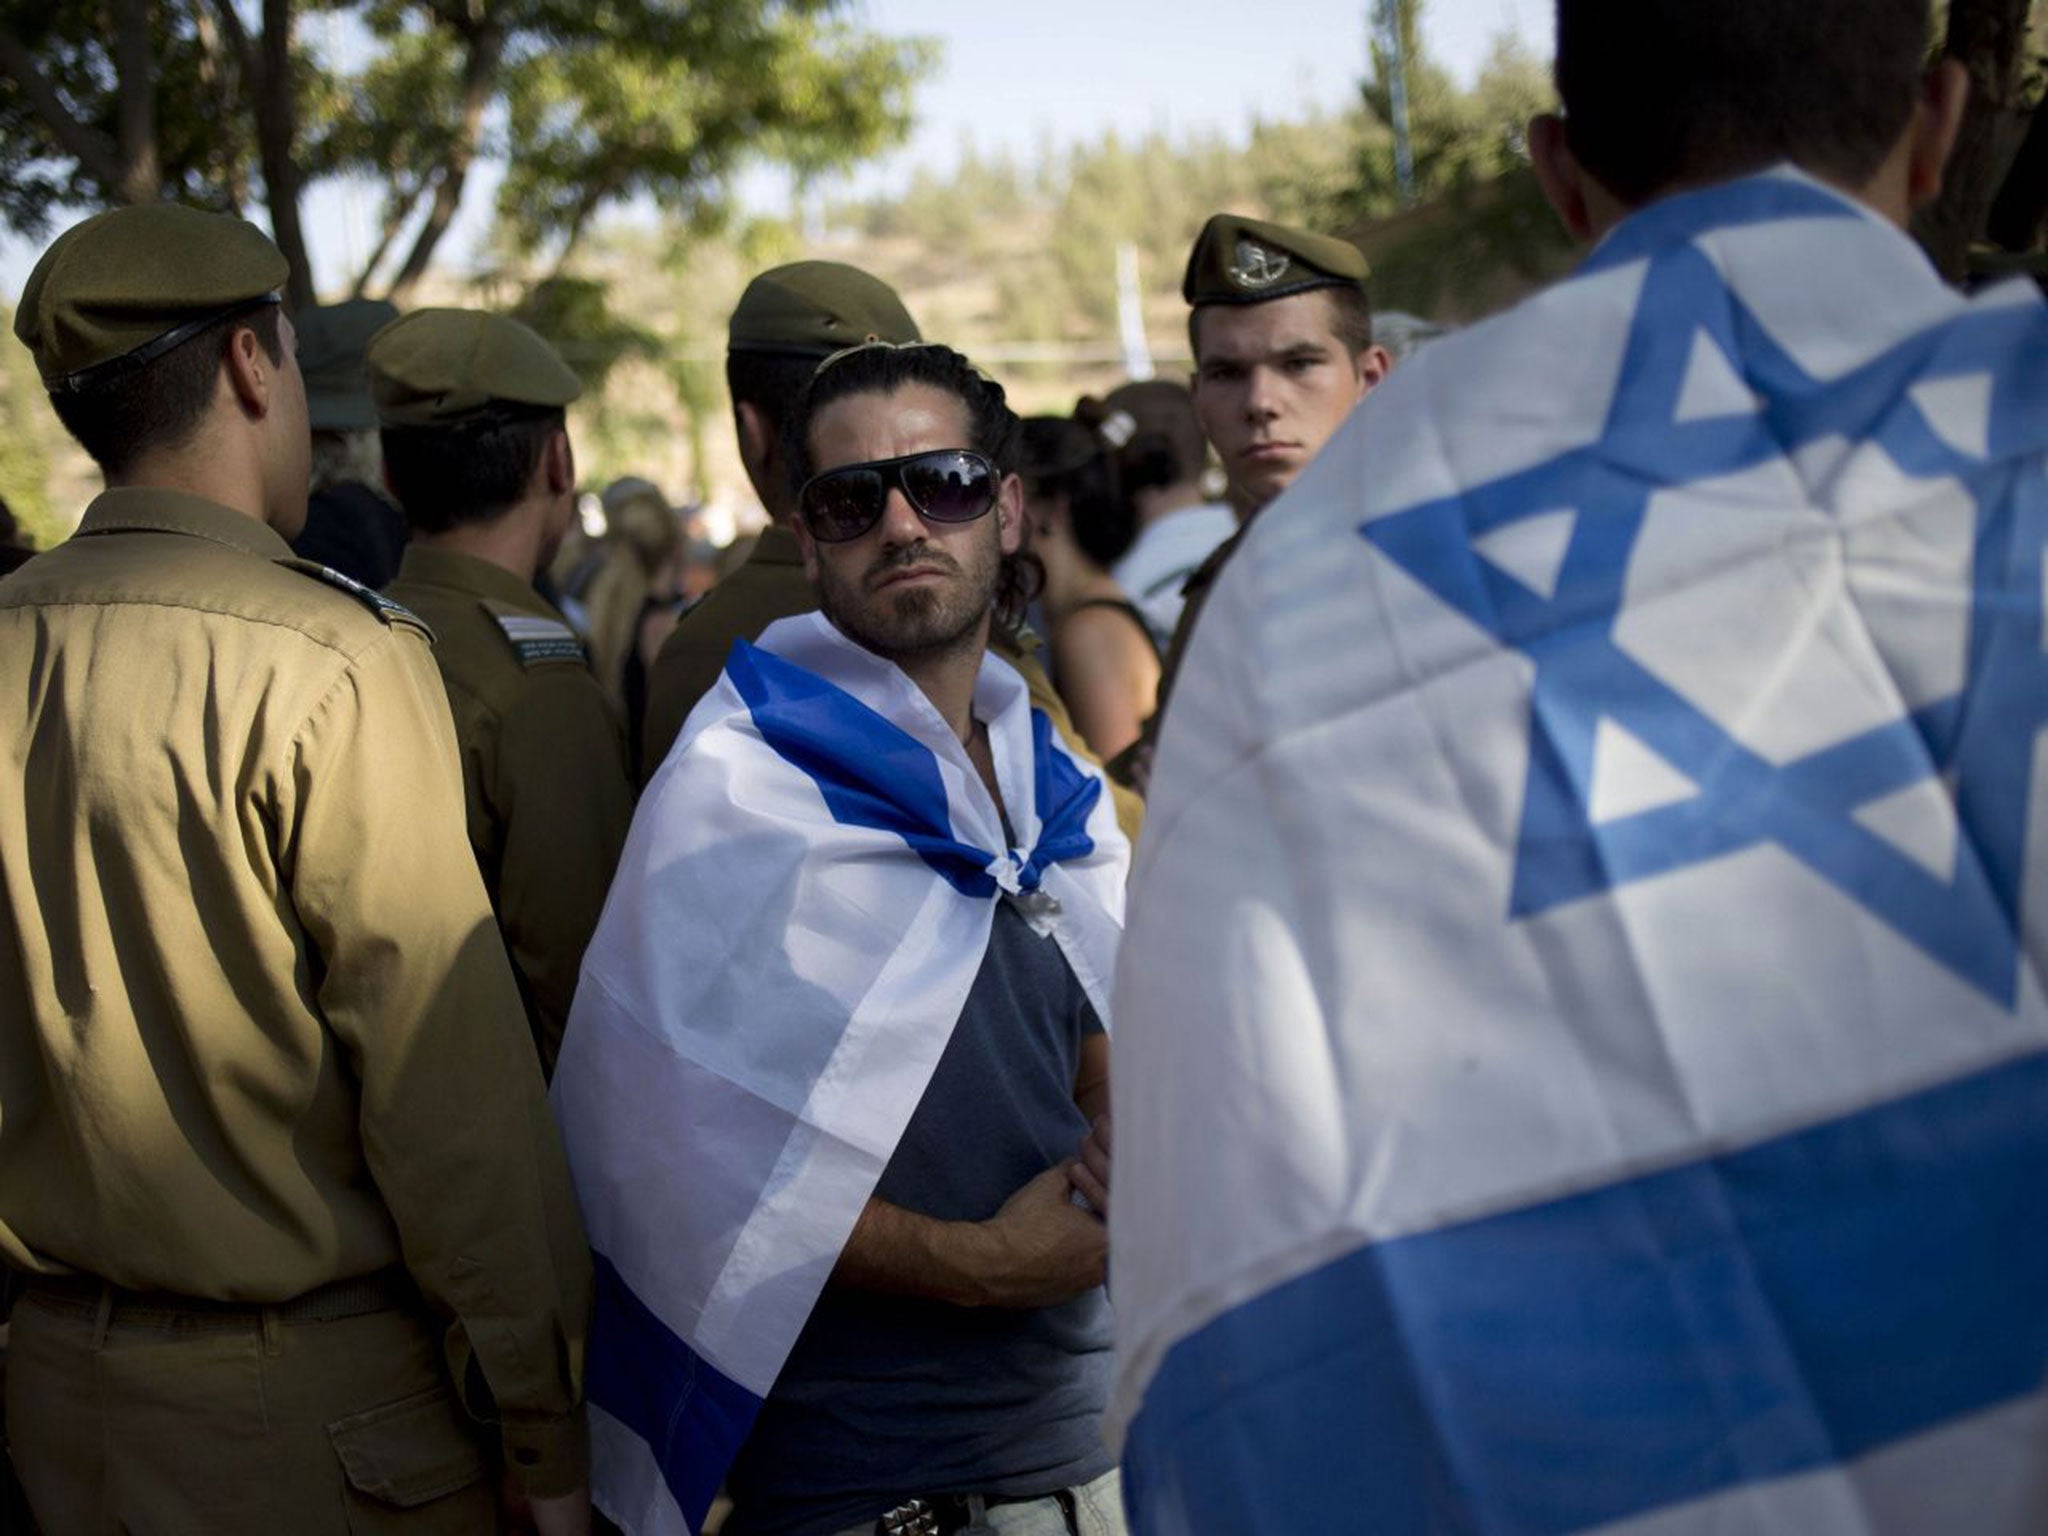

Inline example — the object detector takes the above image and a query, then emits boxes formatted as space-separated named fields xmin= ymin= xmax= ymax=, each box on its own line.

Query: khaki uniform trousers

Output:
xmin=6 ymin=1286 xmax=499 ymax=1535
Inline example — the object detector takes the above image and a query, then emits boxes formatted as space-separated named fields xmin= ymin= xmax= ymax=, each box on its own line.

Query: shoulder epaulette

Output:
xmin=277 ymin=556 xmax=435 ymax=639
xmin=486 ymin=603 xmax=587 ymax=669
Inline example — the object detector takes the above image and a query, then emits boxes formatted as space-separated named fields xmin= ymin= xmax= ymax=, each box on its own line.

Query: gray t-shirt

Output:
xmin=724 ymin=900 xmax=1113 ymax=1536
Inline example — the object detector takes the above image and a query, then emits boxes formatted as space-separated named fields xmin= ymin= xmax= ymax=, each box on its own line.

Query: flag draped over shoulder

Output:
xmin=553 ymin=611 xmax=1128 ymax=1536
xmin=1110 ymin=168 xmax=2048 ymax=1535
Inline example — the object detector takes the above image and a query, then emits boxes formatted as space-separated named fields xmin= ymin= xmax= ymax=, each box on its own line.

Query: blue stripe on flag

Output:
xmin=727 ymin=639 xmax=996 ymax=897
xmin=1124 ymin=1050 xmax=2048 ymax=1535
xmin=588 ymin=1252 xmax=762 ymax=1535
xmin=1018 ymin=708 xmax=1101 ymax=891
xmin=727 ymin=638 xmax=1102 ymax=896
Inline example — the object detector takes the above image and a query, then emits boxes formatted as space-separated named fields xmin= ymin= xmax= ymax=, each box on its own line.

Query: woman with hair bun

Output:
xmin=1020 ymin=412 xmax=1161 ymax=763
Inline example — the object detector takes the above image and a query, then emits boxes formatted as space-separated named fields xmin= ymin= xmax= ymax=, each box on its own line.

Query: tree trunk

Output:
xmin=541 ymin=176 xmax=615 ymax=285
xmin=252 ymin=0 xmax=314 ymax=308
xmin=384 ymin=21 xmax=506 ymax=303
xmin=1914 ymin=0 xmax=2037 ymax=279
xmin=191 ymin=2 xmax=249 ymax=212
xmin=351 ymin=179 xmax=427 ymax=298
xmin=1986 ymin=98 xmax=2048 ymax=250
xmin=111 ymin=0 xmax=160 ymax=202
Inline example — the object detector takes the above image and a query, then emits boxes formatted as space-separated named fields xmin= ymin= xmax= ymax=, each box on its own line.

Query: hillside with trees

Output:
xmin=3 ymin=0 xmax=2044 ymax=538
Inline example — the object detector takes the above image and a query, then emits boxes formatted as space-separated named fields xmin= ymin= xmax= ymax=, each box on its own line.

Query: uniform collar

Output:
xmin=76 ymin=487 xmax=294 ymax=560
xmin=395 ymin=542 xmax=556 ymax=614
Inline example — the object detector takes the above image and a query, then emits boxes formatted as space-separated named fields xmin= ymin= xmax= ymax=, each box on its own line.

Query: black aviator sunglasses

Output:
xmin=796 ymin=449 xmax=998 ymax=544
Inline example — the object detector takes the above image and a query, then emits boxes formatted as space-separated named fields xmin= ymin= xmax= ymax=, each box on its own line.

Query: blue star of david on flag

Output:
xmin=1362 ymin=178 xmax=2048 ymax=1007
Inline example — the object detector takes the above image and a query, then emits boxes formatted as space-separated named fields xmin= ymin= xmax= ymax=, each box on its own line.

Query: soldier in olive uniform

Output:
xmin=639 ymin=262 xmax=1145 ymax=843
xmin=290 ymin=296 xmax=409 ymax=587
xmin=0 ymin=207 xmax=591 ymax=1535
xmin=375 ymin=308 xmax=634 ymax=1077
xmin=1112 ymin=216 xmax=1392 ymax=789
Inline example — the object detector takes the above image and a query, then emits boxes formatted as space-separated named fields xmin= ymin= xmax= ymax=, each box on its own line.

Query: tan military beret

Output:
xmin=299 ymin=298 xmax=400 ymax=432
xmin=1182 ymin=214 xmax=1371 ymax=307
xmin=13 ymin=204 xmax=288 ymax=390
xmin=367 ymin=308 xmax=582 ymax=426
xmin=727 ymin=261 xmax=921 ymax=359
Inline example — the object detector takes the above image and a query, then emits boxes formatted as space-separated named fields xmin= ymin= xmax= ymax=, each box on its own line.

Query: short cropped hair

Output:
xmin=1188 ymin=285 xmax=1375 ymax=365
xmin=380 ymin=408 xmax=564 ymax=534
xmin=725 ymin=350 xmax=820 ymax=433
xmin=49 ymin=307 xmax=285 ymax=478
xmin=1556 ymin=0 xmax=1929 ymax=206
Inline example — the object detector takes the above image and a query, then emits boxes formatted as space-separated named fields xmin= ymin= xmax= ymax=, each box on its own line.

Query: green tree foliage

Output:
xmin=0 ymin=0 xmax=930 ymax=306
xmin=509 ymin=274 xmax=661 ymax=396
xmin=1334 ymin=13 xmax=1576 ymax=319
xmin=0 ymin=307 xmax=64 ymax=550
xmin=838 ymin=116 xmax=1357 ymax=346
xmin=0 ymin=1 xmax=261 ymax=229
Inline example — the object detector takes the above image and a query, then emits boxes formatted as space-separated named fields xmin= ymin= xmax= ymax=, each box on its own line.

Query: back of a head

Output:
xmin=1555 ymin=0 xmax=1930 ymax=206
xmin=368 ymin=307 xmax=582 ymax=534
xmin=14 ymin=204 xmax=289 ymax=478
xmin=1021 ymin=414 xmax=1132 ymax=569
xmin=600 ymin=477 xmax=681 ymax=569
xmin=725 ymin=261 xmax=922 ymax=417
xmin=299 ymin=298 xmax=400 ymax=437
xmin=1101 ymin=380 xmax=1208 ymax=498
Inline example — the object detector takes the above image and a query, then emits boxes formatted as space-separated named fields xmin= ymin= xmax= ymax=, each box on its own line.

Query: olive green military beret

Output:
xmin=13 ymin=204 xmax=288 ymax=391
xmin=299 ymin=298 xmax=400 ymax=432
xmin=1182 ymin=213 xmax=1371 ymax=307
xmin=727 ymin=261 xmax=921 ymax=359
xmin=367 ymin=308 xmax=582 ymax=426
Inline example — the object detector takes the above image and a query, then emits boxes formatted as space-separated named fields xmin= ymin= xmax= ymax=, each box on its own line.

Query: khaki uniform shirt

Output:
xmin=639 ymin=523 xmax=1147 ymax=844
xmin=385 ymin=545 xmax=634 ymax=1074
xmin=0 ymin=490 xmax=590 ymax=1493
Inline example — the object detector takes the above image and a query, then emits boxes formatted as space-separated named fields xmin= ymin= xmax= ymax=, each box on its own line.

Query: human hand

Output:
xmin=1068 ymin=1114 xmax=1111 ymax=1218
xmin=975 ymin=1163 xmax=1108 ymax=1308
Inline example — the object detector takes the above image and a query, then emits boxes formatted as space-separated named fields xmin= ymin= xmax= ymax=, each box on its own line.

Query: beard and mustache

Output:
xmin=817 ymin=531 xmax=1003 ymax=664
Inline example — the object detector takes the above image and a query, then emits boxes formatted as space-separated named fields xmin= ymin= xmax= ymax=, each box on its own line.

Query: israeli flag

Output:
xmin=1110 ymin=168 xmax=2048 ymax=1535
xmin=552 ymin=611 xmax=1127 ymax=1536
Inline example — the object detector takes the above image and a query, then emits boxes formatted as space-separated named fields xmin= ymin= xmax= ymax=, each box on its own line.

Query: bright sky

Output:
xmin=0 ymin=0 xmax=1552 ymax=301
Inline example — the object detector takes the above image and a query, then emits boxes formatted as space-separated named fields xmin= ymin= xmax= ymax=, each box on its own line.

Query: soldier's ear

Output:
xmin=1907 ymin=58 xmax=1970 ymax=211
xmin=735 ymin=399 xmax=773 ymax=477
xmin=223 ymin=323 xmax=273 ymax=418
xmin=543 ymin=429 xmax=575 ymax=496
xmin=1530 ymin=114 xmax=1597 ymax=243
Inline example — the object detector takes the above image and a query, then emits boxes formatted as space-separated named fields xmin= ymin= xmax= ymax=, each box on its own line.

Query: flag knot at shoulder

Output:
xmin=726 ymin=637 xmax=1101 ymax=901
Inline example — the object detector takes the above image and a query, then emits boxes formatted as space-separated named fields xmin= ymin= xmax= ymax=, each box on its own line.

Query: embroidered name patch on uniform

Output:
xmin=494 ymin=611 xmax=586 ymax=667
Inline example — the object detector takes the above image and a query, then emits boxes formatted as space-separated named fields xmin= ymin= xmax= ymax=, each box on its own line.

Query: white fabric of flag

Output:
xmin=1109 ymin=167 xmax=2048 ymax=1535
xmin=552 ymin=612 xmax=1128 ymax=1536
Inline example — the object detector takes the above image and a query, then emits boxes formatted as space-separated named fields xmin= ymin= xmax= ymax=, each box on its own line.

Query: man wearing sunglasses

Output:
xmin=554 ymin=343 xmax=1131 ymax=1536
xmin=637 ymin=262 xmax=1143 ymax=844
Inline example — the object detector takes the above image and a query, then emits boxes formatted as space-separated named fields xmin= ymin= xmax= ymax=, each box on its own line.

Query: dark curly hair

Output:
xmin=788 ymin=342 xmax=1041 ymax=635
